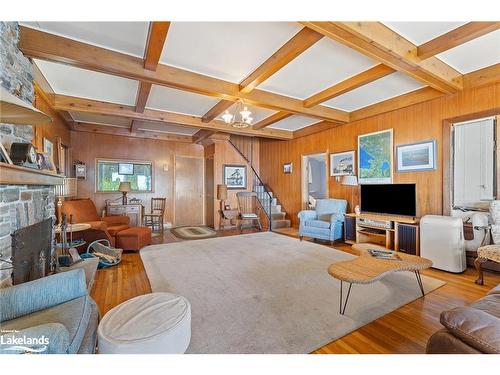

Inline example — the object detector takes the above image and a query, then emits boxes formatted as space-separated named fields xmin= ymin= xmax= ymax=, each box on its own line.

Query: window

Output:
xmin=452 ymin=117 xmax=496 ymax=210
xmin=96 ymin=159 xmax=153 ymax=192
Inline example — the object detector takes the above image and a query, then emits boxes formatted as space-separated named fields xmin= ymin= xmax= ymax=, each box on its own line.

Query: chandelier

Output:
xmin=221 ymin=99 xmax=253 ymax=128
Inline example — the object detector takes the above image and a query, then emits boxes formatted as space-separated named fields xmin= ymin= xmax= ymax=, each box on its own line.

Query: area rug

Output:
xmin=140 ymin=232 xmax=445 ymax=353
xmin=170 ymin=225 xmax=217 ymax=240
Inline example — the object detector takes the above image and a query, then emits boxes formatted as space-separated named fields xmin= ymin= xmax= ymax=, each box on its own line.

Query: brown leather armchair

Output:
xmin=426 ymin=283 xmax=500 ymax=354
xmin=61 ymin=198 xmax=130 ymax=247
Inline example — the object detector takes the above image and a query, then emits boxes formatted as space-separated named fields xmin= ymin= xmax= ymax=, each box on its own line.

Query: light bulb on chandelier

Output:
xmin=220 ymin=100 xmax=253 ymax=128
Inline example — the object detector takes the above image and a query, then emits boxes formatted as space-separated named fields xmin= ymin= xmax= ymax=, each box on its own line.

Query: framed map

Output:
xmin=358 ymin=129 xmax=393 ymax=184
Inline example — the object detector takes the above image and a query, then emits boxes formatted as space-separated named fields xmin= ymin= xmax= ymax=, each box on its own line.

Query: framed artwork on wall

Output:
xmin=358 ymin=129 xmax=393 ymax=184
xmin=223 ymin=164 xmax=246 ymax=189
xmin=396 ymin=140 xmax=436 ymax=172
xmin=283 ymin=163 xmax=293 ymax=174
xmin=330 ymin=151 xmax=355 ymax=176
xmin=43 ymin=138 xmax=53 ymax=160
xmin=119 ymin=163 xmax=135 ymax=175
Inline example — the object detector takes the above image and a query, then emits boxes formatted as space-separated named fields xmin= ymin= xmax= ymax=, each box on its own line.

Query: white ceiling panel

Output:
xmin=324 ymin=72 xmax=424 ymax=111
xmin=258 ymin=38 xmax=376 ymax=99
xmin=222 ymin=103 xmax=276 ymax=124
xmin=70 ymin=112 xmax=132 ymax=128
xmin=383 ymin=22 xmax=467 ymax=45
xmin=20 ymin=22 xmax=149 ymax=57
xmin=267 ymin=115 xmax=318 ymax=131
xmin=136 ymin=123 xmax=199 ymax=136
xmin=160 ymin=22 xmax=302 ymax=83
xmin=437 ymin=30 xmax=500 ymax=73
xmin=35 ymin=59 xmax=139 ymax=105
xmin=146 ymin=85 xmax=220 ymax=116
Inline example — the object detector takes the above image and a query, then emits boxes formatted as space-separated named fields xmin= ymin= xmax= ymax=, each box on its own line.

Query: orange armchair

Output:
xmin=61 ymin=198 xmax=130 ymax=246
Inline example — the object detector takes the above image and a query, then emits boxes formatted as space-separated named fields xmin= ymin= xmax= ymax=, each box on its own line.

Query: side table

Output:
xmin=219 ymin=209 xmax=238 ymax=230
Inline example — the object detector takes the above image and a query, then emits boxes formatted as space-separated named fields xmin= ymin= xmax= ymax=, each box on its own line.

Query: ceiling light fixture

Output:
xmin=220 ymin=99 xmax=253 ymax=129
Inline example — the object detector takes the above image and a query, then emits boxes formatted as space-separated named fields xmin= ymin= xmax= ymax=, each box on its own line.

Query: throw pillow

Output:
xmin=490 ymin=200 xmax=500 ymax=224
xmin=318 ymin=214 xmax=332 ymax=222
xmin=491 ymin=224 xmax=500 ymax=245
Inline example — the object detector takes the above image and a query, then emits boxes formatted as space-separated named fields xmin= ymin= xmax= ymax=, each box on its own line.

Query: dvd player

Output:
xmin=358 ymin=217 xmax=393 ymax=229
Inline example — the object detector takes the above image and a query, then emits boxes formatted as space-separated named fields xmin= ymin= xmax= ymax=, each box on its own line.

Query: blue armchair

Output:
xmin=0 ymin=269 xmax=99 ymax=354
xmin=298 ymin=198 xmax=347 ymax=243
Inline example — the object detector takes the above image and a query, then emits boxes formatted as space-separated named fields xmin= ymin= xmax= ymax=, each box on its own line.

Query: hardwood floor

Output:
xmin=91 ymin=228 xmax=500 ymax=354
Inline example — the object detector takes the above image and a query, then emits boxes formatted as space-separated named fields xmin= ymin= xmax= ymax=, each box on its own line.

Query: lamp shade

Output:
xmin=0 ymin=86 xmax=52 ymax=125
xmin=341 ymin=175 xmax=358 ymax=186
xmin=118 ymin=181 xmax=132 ymax=192
xmin=217 ymin=184 xmax=228 ymax=200
xmin=55 ymin=178 xmax=77 ymax=198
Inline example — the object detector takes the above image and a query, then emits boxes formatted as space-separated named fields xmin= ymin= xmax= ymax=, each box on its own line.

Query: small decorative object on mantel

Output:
xmin=9 ymin=142 xmax=39 ymax=169
xmin=396 ymin=140 xmax=436 ymax=172
xmin=223 ymin=164 xmax=246 ymax=189
xmin=283 ymin=163 xmax=293 ymax=174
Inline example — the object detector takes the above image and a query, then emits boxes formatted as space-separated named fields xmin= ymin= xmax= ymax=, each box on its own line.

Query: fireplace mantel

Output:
xmin=0 ymin=162 xmax=64 ymax=185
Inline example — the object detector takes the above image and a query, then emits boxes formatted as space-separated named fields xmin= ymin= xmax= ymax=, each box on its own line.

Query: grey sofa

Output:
xmin=0 ymin=269 xmax=99 ymax=354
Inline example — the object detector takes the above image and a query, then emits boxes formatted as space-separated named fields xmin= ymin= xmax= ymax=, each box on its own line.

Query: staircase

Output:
xmin=229 ymin=135 xmax=291 ymax=230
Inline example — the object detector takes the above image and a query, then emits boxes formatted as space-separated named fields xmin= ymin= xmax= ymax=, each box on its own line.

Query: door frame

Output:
xmin=301 ymin=151 xmax=329 ymax=210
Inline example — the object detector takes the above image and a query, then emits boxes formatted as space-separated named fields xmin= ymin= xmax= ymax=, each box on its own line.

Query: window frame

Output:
xmin=95 ymin=158 xmax=154 ymax=193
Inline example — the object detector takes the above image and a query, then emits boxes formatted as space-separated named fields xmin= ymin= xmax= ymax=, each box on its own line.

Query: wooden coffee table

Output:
xmin=329 ymin=243 xmax=433 ymax=315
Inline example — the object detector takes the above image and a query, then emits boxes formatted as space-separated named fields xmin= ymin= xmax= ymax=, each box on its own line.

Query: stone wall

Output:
xmin=0 ymin=21 xmax=34 ymax=149
xmin=0 ymin=22 xmax=56 ymax=281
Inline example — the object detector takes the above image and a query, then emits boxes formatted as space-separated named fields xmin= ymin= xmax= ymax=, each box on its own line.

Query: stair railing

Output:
xmin=228 ymin=138 xmax=273 ymax=231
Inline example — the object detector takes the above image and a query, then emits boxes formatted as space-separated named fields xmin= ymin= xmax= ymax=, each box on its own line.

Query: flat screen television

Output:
xmin=360 ymin=184 xmax=416 ymax=217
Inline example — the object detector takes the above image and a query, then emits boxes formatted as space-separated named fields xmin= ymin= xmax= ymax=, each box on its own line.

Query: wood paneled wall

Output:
xmin=33 ymin=91 xmax=71 ymax=168
xmin=260 ymin=82 xmax=500 ymax=227
xmin=70 ymin=131 xmax=204 ymax=225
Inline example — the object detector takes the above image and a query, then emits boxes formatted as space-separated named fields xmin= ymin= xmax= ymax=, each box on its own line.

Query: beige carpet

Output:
xmin=140 ymin=232 xmax=445 ymax=354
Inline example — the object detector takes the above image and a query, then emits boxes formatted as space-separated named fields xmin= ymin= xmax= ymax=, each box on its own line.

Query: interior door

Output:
xmin=175 ymin=156 xmax=204 ymax=226
xmin=204 ymin=156 xmax=215 ymax=228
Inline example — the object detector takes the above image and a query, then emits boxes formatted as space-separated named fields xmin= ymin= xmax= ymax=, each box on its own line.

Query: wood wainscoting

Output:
xmin=260 ymin=81 xmax=500 ymax=227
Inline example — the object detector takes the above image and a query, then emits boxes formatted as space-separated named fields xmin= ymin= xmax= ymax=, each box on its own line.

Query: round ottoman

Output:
xmin=98 ymin=293 xmax=191 ymax=354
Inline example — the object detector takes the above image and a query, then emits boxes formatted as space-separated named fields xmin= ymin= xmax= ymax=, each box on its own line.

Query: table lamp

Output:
xmin=55 ymin=178 xmax=77 ymax=223
xmin=118 ymin=181 xmax=131 ymax=205
xmin=341 ymin=175 xmax=358 ymax=213
xmin=217 ymin=184 xmax=228 ymax=211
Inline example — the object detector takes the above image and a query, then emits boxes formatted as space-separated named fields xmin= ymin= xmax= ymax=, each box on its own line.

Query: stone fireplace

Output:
xmin=0 ymin=22 xmax=59 ymax=283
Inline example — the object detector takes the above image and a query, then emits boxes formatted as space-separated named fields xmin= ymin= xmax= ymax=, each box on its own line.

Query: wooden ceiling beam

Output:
xmin=350 ymin=87 xmax=444 ymax=122
xmin=201 ymin=100 xmax=234 ymax=123
xmin=252 ymin=111 xmax=292 ymax=130
xmin=51 ymin=94 xmax=294 ymax=140
xmin=19 ymin=26 xmax=348 ymax=123
xmin=193 ymin=129 xmax=217 ymax=143
xmin=134 ymin=82 xmax=153 ymax=113
xmin=143 ymin=22 xmax=171 ymax=70
xmin=417 ymin=22 xmax=500 ymax=60
xmin=303 ymin=64 xmax=395 ymax=108
xmin=301 ymin=22 xmax=463 ymax=94
xmin=293 ymin=120 xmax=341 ymax=138
xmin=463 ymin=63 xmax=500 ymax=89
xmin=239 ymin=27 xmax=323 ymax=93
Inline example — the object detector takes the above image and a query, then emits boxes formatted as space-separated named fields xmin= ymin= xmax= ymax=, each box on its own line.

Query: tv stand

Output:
xmin=344 ymin=213 xmax=420 ymax=255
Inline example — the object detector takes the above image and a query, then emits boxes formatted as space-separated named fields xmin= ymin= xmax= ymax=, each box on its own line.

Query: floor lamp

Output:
xmin=55 ymin=178 xmax=77 ymax=224
xmin=341 ymin=175 xmax=358 ymax=213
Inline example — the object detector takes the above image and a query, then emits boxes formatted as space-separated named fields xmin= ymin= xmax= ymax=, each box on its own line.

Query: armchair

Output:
xmin=61 ymin=198 xmax=130 ymax=246
xmin=0 ymin=269 xmax=99 ymax=354
xmin=298 ymin=198 xmax=347 ymax=244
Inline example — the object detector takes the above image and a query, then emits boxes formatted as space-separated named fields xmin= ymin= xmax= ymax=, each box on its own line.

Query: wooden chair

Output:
xmin=144 ymin=198 xmax=166 ymax=233
xmin=236 ymin=192 xmax=262 ymax=232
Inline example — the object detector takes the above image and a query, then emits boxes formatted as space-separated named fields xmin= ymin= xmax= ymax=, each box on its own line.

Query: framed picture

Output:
xmin=0 ymin=143 xmax=13 ymax=164
xmin=283 ymin=162 xmax=293 ymax=174
xmin=43 ymin=138 xmax=53 ymax=160
xmin=330 ymin=151 xmax=355 ymax=176
xmin=396 ymin=140 xmax=436 ymax=172
xmin=118 ymin=163 xmax=135 ymax=175
xmin=358 ymin=129 xmax=393 ymax=184
xmin=223 ymin=165 xmax=246 ymax=189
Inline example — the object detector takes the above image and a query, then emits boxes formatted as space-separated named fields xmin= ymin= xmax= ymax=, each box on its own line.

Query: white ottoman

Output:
xmin=98 ymin=293 xmax=191 ymax=354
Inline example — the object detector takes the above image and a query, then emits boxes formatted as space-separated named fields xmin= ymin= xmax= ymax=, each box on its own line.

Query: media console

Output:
xmin=344 ymin=213 xmax=420 ymax=255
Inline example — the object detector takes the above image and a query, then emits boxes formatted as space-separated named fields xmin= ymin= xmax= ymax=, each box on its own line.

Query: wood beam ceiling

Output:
xmin=193 ymin=129 xmax=217 ymax=143
xmin=463 ymin=63 xmax=500 ymax=89
xmin=292 ymin=120 xmax=341 ymax=138
xmin=200 ymin=27 xmax=323 ymax=124
xmin=303 ymin=64 xmax=395 ymax=108
xmin=301 ymin=22 xmax=463 ymax=94
xmin=132 ymin=22 xmax=171 ymax=132
xmin=19 ymin=26 xmax=349 ymax=124
xmin=417 ymin=22 xmax=500 ymax=60
xmin=50 ymin=94 xmax=294 ymax=140
xmin=252 ymin=111 xmax=292 ymax=130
